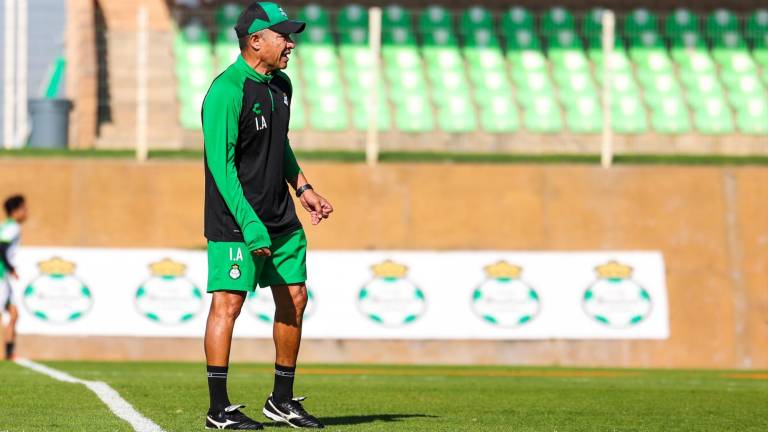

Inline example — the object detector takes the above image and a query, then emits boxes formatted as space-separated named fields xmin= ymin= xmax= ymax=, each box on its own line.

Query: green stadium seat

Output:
xmin=706 ymin=9 xmax=739 ymax=37
xmin=429 ymin=69 xmax=471 ymax=105
xmin=711 ymin=33 xmax=753 ymax=68
xmin=665 ymin=8 xmax=700 ymax=36
xmin=339 ymin=45 xmax=373 ymax=71
xmin=297 ymin=4 xmax=331 ymax=29
xmin=746 ymin=9 xmax=768 ymax=41
xmin=289 ymin=95 xmax=306 ymax=131
xmin=303 ymin=69 xmax=344 ymax=103
xmin=514 ymin=71 xmax=556 ymax=106
xmin=480 ymin=96 xmax=519 ymax=133
xmin=693 ymin=98 xmax=734 ymax=134
xmin=650 ymin=96 xmax=691 ymax=134
xmin=419 ymin=5 xmax=453 ymax=33
xmin=541 ymin=7 xmax=575 ymax=35
xmin=383 ymin=27 xmax=417 ymax=46
xmin=308 ymin=95 xmax=348 ymax=131
xmin=593 ymin=53 xmax=633 ymax=77
xmin=343 ymin=68 xmax=385 ymax=95
xmin=582 ymin=8 xmax=606 ymax=37
xmin=612 ymin=96 xmax=648 ymax=133
xmin=500 ymin=7 xmax=534 ymax=36
xmin=551 ymin=50 xmax=590 ymax=75
xmin=753 ymin=33 xmax=768 ymax=67
xmin=724 ymin=75 xmax=766 ymax=107
xmin=681 ymin=74 xmax=724 ymax=107
xmin=639 ymin=73 xmax=683 ymax=107
xmin=382 ymin=5 xmax=412 ymax=31
xmin=547 ymin=30 xmax=583 ymax=51
xmin=465 ymin=47 xmax=505 ymax=73
xmin=624 ymin=8 xmax=659 ymax=34
xmin=422 ymin=28 xmax=459 ymax=48
xmin=565 ymin=96 xmax=602 ymax=133
xmin=504 ymin=29 xmax=541 ymax=52
xmin=337 ymin=4 xmax=368 ymax=31
xmin=215 ymin=3 xmax=242 ymax=29
xmin=523 ymin=96 xmax=563 ymax=133
xmin=424 ymin=47 xmax=463 ymax=74
xmin=459 ymin=6 xmax=493 ymax=35
xmin=395 ymin=95 xmax=434 ymax=132
xmin=509 ymin=50 xmax=547 ymax=72
xmin=299 ymin=44 xmax=339 ymax=72
xmin=628 ymin=31 xmax=664 ymax=51
xmin=669 ymin=31 xmax=707 ymax=62
xmin=635 ymin=51 xmax=673 ymax=75
xmin=472 ymin=69 xmax=513 ymax=104
xmin=339 ymin=27 xmax=368 ymax=46
xmin=351 ymin=99 xmax=391 ymax=131
xmin=387 ymin=69 xmax=428 ymax=101
xmin=214 ymin=30 xmax=241 ymax=68
xmin=736 ymin=98 xmax=768 ymax=134
xmin=298 ymin=27 xmax=334 ymax=46
xmin=464 ymin=28 xmax=501 ymax=48
xmin=557 ymin=72 xmax=598 ymax=107
xmin=437 ymin=95 xmax=478 ymax=132
xmin=586 ymin=36 xmax=625 ymax=63
xmin=676 ymin=51 xmax=715 ymax=74
xmin=382 ymin=45 xmax=421 ymax=71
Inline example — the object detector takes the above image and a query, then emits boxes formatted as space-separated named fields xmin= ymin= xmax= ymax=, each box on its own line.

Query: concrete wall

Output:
xmin=0 ymin=159 xmax=766 ymax=368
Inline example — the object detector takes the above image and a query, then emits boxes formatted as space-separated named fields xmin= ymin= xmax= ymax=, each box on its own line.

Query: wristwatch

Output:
xmin=295 ymin=184 xmax=313 ymax=198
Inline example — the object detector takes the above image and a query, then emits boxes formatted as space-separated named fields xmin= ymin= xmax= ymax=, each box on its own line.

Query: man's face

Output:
xmin=12 ymin=203 xmax=27 ymax=223
xmin=252 ymin=29 xmax=296 ymax=71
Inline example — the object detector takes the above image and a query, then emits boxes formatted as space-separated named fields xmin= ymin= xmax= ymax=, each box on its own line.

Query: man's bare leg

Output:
xmin=4 ymin=304 xmax=17 ymax=360
xmin=204 ymin=291 xmax=246 ymax=411
xmin=270 ymin=284 xmax=307 ymax=401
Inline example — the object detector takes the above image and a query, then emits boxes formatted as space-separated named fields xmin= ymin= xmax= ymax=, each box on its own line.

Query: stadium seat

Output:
xmin=471 ymin=69 xmax=512 ymax=103
xmin=504 ymin=29 xmax=541 ymax=52
xmin=418 ymin=5 xmax=453 ymax=33
xmin=395 ymin=95 xmax=434 ymax=132
xmin=514 ymin=71 xmax=556 ymax=106
xmin=500 ymin=7 xmax=535 ymax=37
xmin=438 ymin=95 xmax=478 ymax=133
xmin=581 ymin=8 xmax=606 ymax=37
xmin=382 ymin=5 xmax=412 ymax=31
xmin=724 ymin=75 xmax=766 ymax=107
xmin=351 ymin=98 xmax=391 ymax=131
xmin=337 ymin=4 xmax=368 ymax=31
xmin=480 ymin=97 xmax=519 ymax=133
xmin=523 ymin=96 xmax=563 ymax=133
xmin=214 ymin=29 xmax=241 ymax=68
xmin=682 ymin=74 xmax=725 ymax=107
xmin=308 ymin=95 xmax=349 ymax=131
xmin=745 ymin=9 xmax=768 ymax=41
xmin=297 ymin=4 xmax=331 ymax=29
xmin=693 ymin=98 xmax=734 ymax=134
xmin=429 ymin=69 xmax=471 ymax=105
xmin=424 ymin=45 xmax=463 ymax=75
xmin=547 ymin=30 xmax=583 ymax=51
xmin=650 ymin=96 xmax=690 ymax=134
xmin=302 ymin=68 xmax=344 ymax=103
xmin=565 ymin=96 xmax=602 ymax=133
xmin=215 ymin=3 xmax=243 ymax=29
xmin=736 ymin=97 xmax=768 ymax=134
xmin=509 ymin=50 xmax=547 ymax=73
xmin=459 ymin=6 xmax=494 ymax=35
xmin=556 ymin=72 xmax=598 ymax=108
xmin=665 ymin=8 xmax=700 ymax=36
xmin=541 ymin=7 xmax=575 ymax=35
xmin=624 ymin=8 xmax=659 ymax=34
xmin=289 ymin=93 xmax=306 ymax=131
xmin=464 ymin=28 xmax=501 ymax=49
xmin=752 ymin=33 xmax=768 ymax=67
xmin=612 ymin=96 xmax=648 ymax=133
xmin=640 ymin=73 xmax=683 ymax=107
xmin=705 ymin=9 xmax=739 ymax=37
xmin=711 ymin=31 xmax=749 ymax=65
xmin=669 ymin=31 xmax=707 ymax=62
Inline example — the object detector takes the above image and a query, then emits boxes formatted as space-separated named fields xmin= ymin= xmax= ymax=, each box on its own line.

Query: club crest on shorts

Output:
xmin=134 ymin=258 xmax=203 ymax=325
xmin=582 ymin=261 xmax=652 ymax=328
xmin=247 ymin=286 xmax=317 ymax=323
xmin=229 ymin=264 xmax=241 ymax=280
xmin=471 ymin=261 xmax=541 ymax=327
xmin=357 ymin=260 xmax=426 ymax=327
xmin=23 ymin=257 xmax=93 ymax=323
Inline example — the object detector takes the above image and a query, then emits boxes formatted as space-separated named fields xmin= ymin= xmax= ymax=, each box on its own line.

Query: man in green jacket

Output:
xmin=202 ymin=2 xmax=332 ymax=429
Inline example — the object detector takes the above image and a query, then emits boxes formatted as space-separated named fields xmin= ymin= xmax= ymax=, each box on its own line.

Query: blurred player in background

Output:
xmin=1 ymin=195 xmax=27 ymax=360
xmin=201 ymin=2 xmax=332 ymax=429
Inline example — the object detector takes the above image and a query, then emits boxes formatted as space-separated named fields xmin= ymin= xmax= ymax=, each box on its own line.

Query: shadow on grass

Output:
xmin=264 ymin=413 xmax=437 ymax=427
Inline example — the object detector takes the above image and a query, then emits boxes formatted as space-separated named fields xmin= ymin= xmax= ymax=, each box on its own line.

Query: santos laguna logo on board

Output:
xmin=357 ymin=260 xmax=426 ymax=327
xmin=23 ymin=257 xmax=93 ymax=323
xmin=134 ymin=258 xmax=204 ymax=325
xmin=582 ymin=261 xmax=653 ymax=328
xmin=471 ymin=261 xmax=541 ymax=328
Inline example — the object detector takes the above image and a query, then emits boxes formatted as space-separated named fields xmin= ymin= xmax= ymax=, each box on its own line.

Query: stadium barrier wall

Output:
xmin=0 ymin=159 xmax=765 ymax=369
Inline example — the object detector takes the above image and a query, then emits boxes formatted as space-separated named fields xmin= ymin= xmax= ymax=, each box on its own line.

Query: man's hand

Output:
xmin=253 ymin=248 xmax=271 ymax=257
xmin=300 ymin=189 xmax=333 ymax=225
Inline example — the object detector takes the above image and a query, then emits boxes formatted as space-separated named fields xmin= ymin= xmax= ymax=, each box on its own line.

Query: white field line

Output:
xmin=15 ymin=358 xmax=165 ymax=432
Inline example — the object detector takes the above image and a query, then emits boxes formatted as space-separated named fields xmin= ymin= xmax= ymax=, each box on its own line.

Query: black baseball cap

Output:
xmin=234 ymin=2 xmax=306 ymax=38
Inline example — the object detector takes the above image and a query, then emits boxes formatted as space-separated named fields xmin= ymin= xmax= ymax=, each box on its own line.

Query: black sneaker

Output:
xmin=206 ymin=404 xmax=264 ymax=430
xmin=263 ymin=394 xmax=324 ymax=428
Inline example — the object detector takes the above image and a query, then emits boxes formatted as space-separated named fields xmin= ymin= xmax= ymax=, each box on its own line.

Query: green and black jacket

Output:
xmin=202 ymin=55 xmax=302 ymax=251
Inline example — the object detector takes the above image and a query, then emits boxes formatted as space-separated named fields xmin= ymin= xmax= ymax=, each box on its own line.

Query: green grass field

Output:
xmin=1 ymin=362 xmax=767 ymax=431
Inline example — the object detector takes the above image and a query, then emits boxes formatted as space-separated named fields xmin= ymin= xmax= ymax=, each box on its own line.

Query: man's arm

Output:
xmin=203 ymin=84 xmax=271 ymax=251
xmin=283 ymin=139 xmax=333 ymax=225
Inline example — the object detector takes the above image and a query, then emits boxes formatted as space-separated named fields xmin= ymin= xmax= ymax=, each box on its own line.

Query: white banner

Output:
xmin=7 ymin=248 xmax=669 ymax=339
